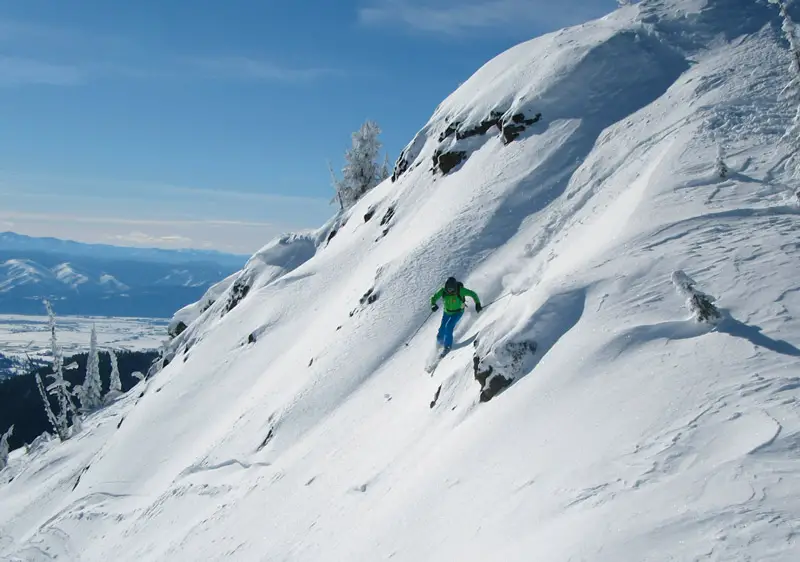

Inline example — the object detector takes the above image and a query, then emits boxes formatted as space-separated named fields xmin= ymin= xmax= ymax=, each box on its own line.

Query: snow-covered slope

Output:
xmin=0 ymin=259 xmax=54 ymax=293
xmin=52 ymin=264 xmax=90 ymax=289
xmin=2 ymin=1 xmax=800 ymax=560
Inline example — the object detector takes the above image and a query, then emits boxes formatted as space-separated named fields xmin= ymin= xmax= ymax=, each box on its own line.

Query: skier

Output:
xmin=430 ymin=276 xmax=482 ymax=353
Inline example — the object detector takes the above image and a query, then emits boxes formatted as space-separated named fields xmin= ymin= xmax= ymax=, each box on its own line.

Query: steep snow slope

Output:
xmin=2 ymin=1 xmax=800 ymax=560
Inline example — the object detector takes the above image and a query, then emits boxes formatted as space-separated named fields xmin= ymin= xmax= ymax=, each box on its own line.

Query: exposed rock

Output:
xmin=380 ymin=206 xmax=396 ymax=227
xmin=473 ymin=354 xmax=493 ymax=387
xmin=168 ymin=321 xmax=188 ymax=339
xmin=473 ymin=340 xmax=537 ymax=402
xmin=359 ymin=287 xmax=378 ymax=305
xmin=455 ymin=110 xmax=505 ymax=140
xmin=433 ymin=111 xmax=542 ymax=175
xmin=392 ymin=132 xmax=427 ymax=182
xmin=502 ymin=112 xmax=542 ymax=144
xmin=364 ymin=206 xmax=376 ymax=222
xmin=326 ymin=228 xmax=338 ymax=245
xmin=256 ymin=428 xmax=274 ymax=451
xmin=430 ymin=384 xmax=442 ymax=409
xmin=350 ymin=287 xmax=379 ymax=317
xmin=248 ymin=332 xmax=257 ymax=344
xmin=439 ymin=121 xmax=461 ymax=142
xmin=392 ymin=157 xmax=409 ymax=182
xmin=433 ymin=150 xmax=468 ymax=175
xmin=224 ymin=277 xmax=252 ymax=314
xmin=480 ymin=374 xmax=513 ymax=402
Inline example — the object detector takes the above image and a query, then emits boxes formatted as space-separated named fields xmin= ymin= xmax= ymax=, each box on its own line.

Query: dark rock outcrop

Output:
xmin=501 ymin=112 xmax=542 ymax=144
xmin=429 ymin=384 xmax=442 ymax=409
xmin=473 ymin=340 xmax=537 ymax=402
xmin=392 ymin=151 xmax=411 ymax=182
xmin=433 ymin=150 xmax=468 ymax=175
xmin=350 ymin=286 xmax=379 ymax=317
xmin=224 ymin=277 xmax=252 ymax=314
xmin=380 ymin=206 xmax=395 ymax=227
xmin=168 ymin=321 xmax=188 ymax=338
xmin=378 ymin=206 xmax=396 ymax=238
xmin=360 ymin=287 xmax=378 ymax=305
xmin=326 ymin=228 xmax=339 ymax=245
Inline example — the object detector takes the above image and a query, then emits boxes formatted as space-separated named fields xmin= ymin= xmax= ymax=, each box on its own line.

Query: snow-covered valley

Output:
xmin=0 ymin=315 xmax=168 ymax=378
xmin=1 ymin=1 xmax=799 ymax=560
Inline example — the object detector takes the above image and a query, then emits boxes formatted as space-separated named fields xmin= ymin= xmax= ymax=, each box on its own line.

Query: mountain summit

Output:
xmin=2 ymin=1 xmax=799 ymax=560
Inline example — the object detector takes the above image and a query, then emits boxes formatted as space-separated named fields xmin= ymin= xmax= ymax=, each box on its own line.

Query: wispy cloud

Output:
xmin=0 ymin=172 xmax=332 ymax=208
xmin=0 ymin=211 xmax=287 ymax=229
xmin=0 ymin=55 xmax=82 ymax=86
xmin=358 ymin=0 xmax=611 ymax=36
xmin=0 ymin=211 xmax=290 ymax=253
xmin=0 ymin=19 xmax=87 ymax=46
xmin=185 ymin=56 xmax=340 ymax=83
xmin=0 ymin=16 xmax=340 ymax=87
xmin=111 ymin=231 xmax=193 ymax=247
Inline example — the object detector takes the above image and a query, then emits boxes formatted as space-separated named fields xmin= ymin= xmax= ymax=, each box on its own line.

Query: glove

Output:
xmin=431 ymin=304 xmax=439 ymax=312
xmin=475 ymin=303 xmax=483 ymax=313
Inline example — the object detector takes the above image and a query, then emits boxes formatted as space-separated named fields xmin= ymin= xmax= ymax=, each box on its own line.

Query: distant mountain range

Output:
xmin=0 ymin=232 xmax=246 ymax=267
xmin=0 ymin=232 xmax=247 ymax=317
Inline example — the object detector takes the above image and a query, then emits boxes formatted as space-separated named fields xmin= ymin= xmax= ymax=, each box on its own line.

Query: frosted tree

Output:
xmin=379 ymin=154 xmax=391 ymax=182
xmin=35 ymin=370 xmax=60 ymax=434
xmin=76 ymin=324 xmax=103 ymax=412
xmin=330 ymin=120 xmax=390 ymax=210
xmin=105 ymin=349 xmax=123 ymax=401
xmin=26 ymin=349 xmax=60 ymax=441
xmin=43 ymin=300 xmax=81 ymax=440
xmin=0 ymin=425 xmax=13 ymax=470
xmin=715 ymin=143 xmax=729 ymax=178
xmin=769 ymin=0 xmax=800 ymax=175
xmin=671 ymin=271 xmax=721 ymax=324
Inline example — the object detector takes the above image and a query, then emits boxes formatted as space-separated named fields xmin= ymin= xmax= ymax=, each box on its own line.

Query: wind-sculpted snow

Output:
xmin=2 ymin=1 xmax=800 ymax=560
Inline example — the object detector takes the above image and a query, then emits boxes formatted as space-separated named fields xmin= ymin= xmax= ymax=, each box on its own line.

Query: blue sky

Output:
xmin=0 ymin=0 xmax=615 ymax=254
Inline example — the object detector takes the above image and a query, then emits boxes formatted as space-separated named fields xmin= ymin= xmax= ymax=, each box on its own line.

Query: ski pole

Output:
xmin=405 ymin=310 xmax=434 ymax=346
xmin=483 ymin=292 xmax=513 ymax=308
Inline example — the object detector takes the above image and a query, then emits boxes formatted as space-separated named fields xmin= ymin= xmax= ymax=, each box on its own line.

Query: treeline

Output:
xmin=0 ymin=349 xmax=158 ymax=451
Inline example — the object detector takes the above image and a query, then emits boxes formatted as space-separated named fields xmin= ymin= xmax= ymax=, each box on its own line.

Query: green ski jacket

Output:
xmin=431 ymin=285 xmax=481 ymax=314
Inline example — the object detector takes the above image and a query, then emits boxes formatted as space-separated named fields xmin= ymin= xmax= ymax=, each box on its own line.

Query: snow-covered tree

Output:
xmin=715 ymin=143 xmax=729 ymax=178
xmin=105 ymin=349 xmax=122 ymax=401
xmin=43 ymin=300 xmax=81 ymax=440
xmin=76 ymin=324 xmax=103 ymax=412
xmin=671 ymin=271 xmax=721 ymax=324
xmin=330 ymin=120 xmax=390 ymax=210
xmin=771 ymin=0 xmax=800 ymax=79
xmin=0 ymin=425 xmax=13 ymax=470
xmin=769 ymin=0 xmax=800 ymax=175
xmin=379 ymin=153 xmax=391 ymax=182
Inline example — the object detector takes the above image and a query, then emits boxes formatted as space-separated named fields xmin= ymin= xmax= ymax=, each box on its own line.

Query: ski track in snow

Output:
xmin=2 ymin=1 xmax=800 ymax=561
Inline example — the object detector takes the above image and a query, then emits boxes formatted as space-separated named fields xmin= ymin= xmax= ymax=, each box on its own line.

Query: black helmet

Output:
xmin=444 ymin=276 xmax=458 ymax=294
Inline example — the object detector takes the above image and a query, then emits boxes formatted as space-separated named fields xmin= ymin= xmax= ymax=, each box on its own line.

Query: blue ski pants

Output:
xmin=436 ymin=310 xmax=463 ymax=348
